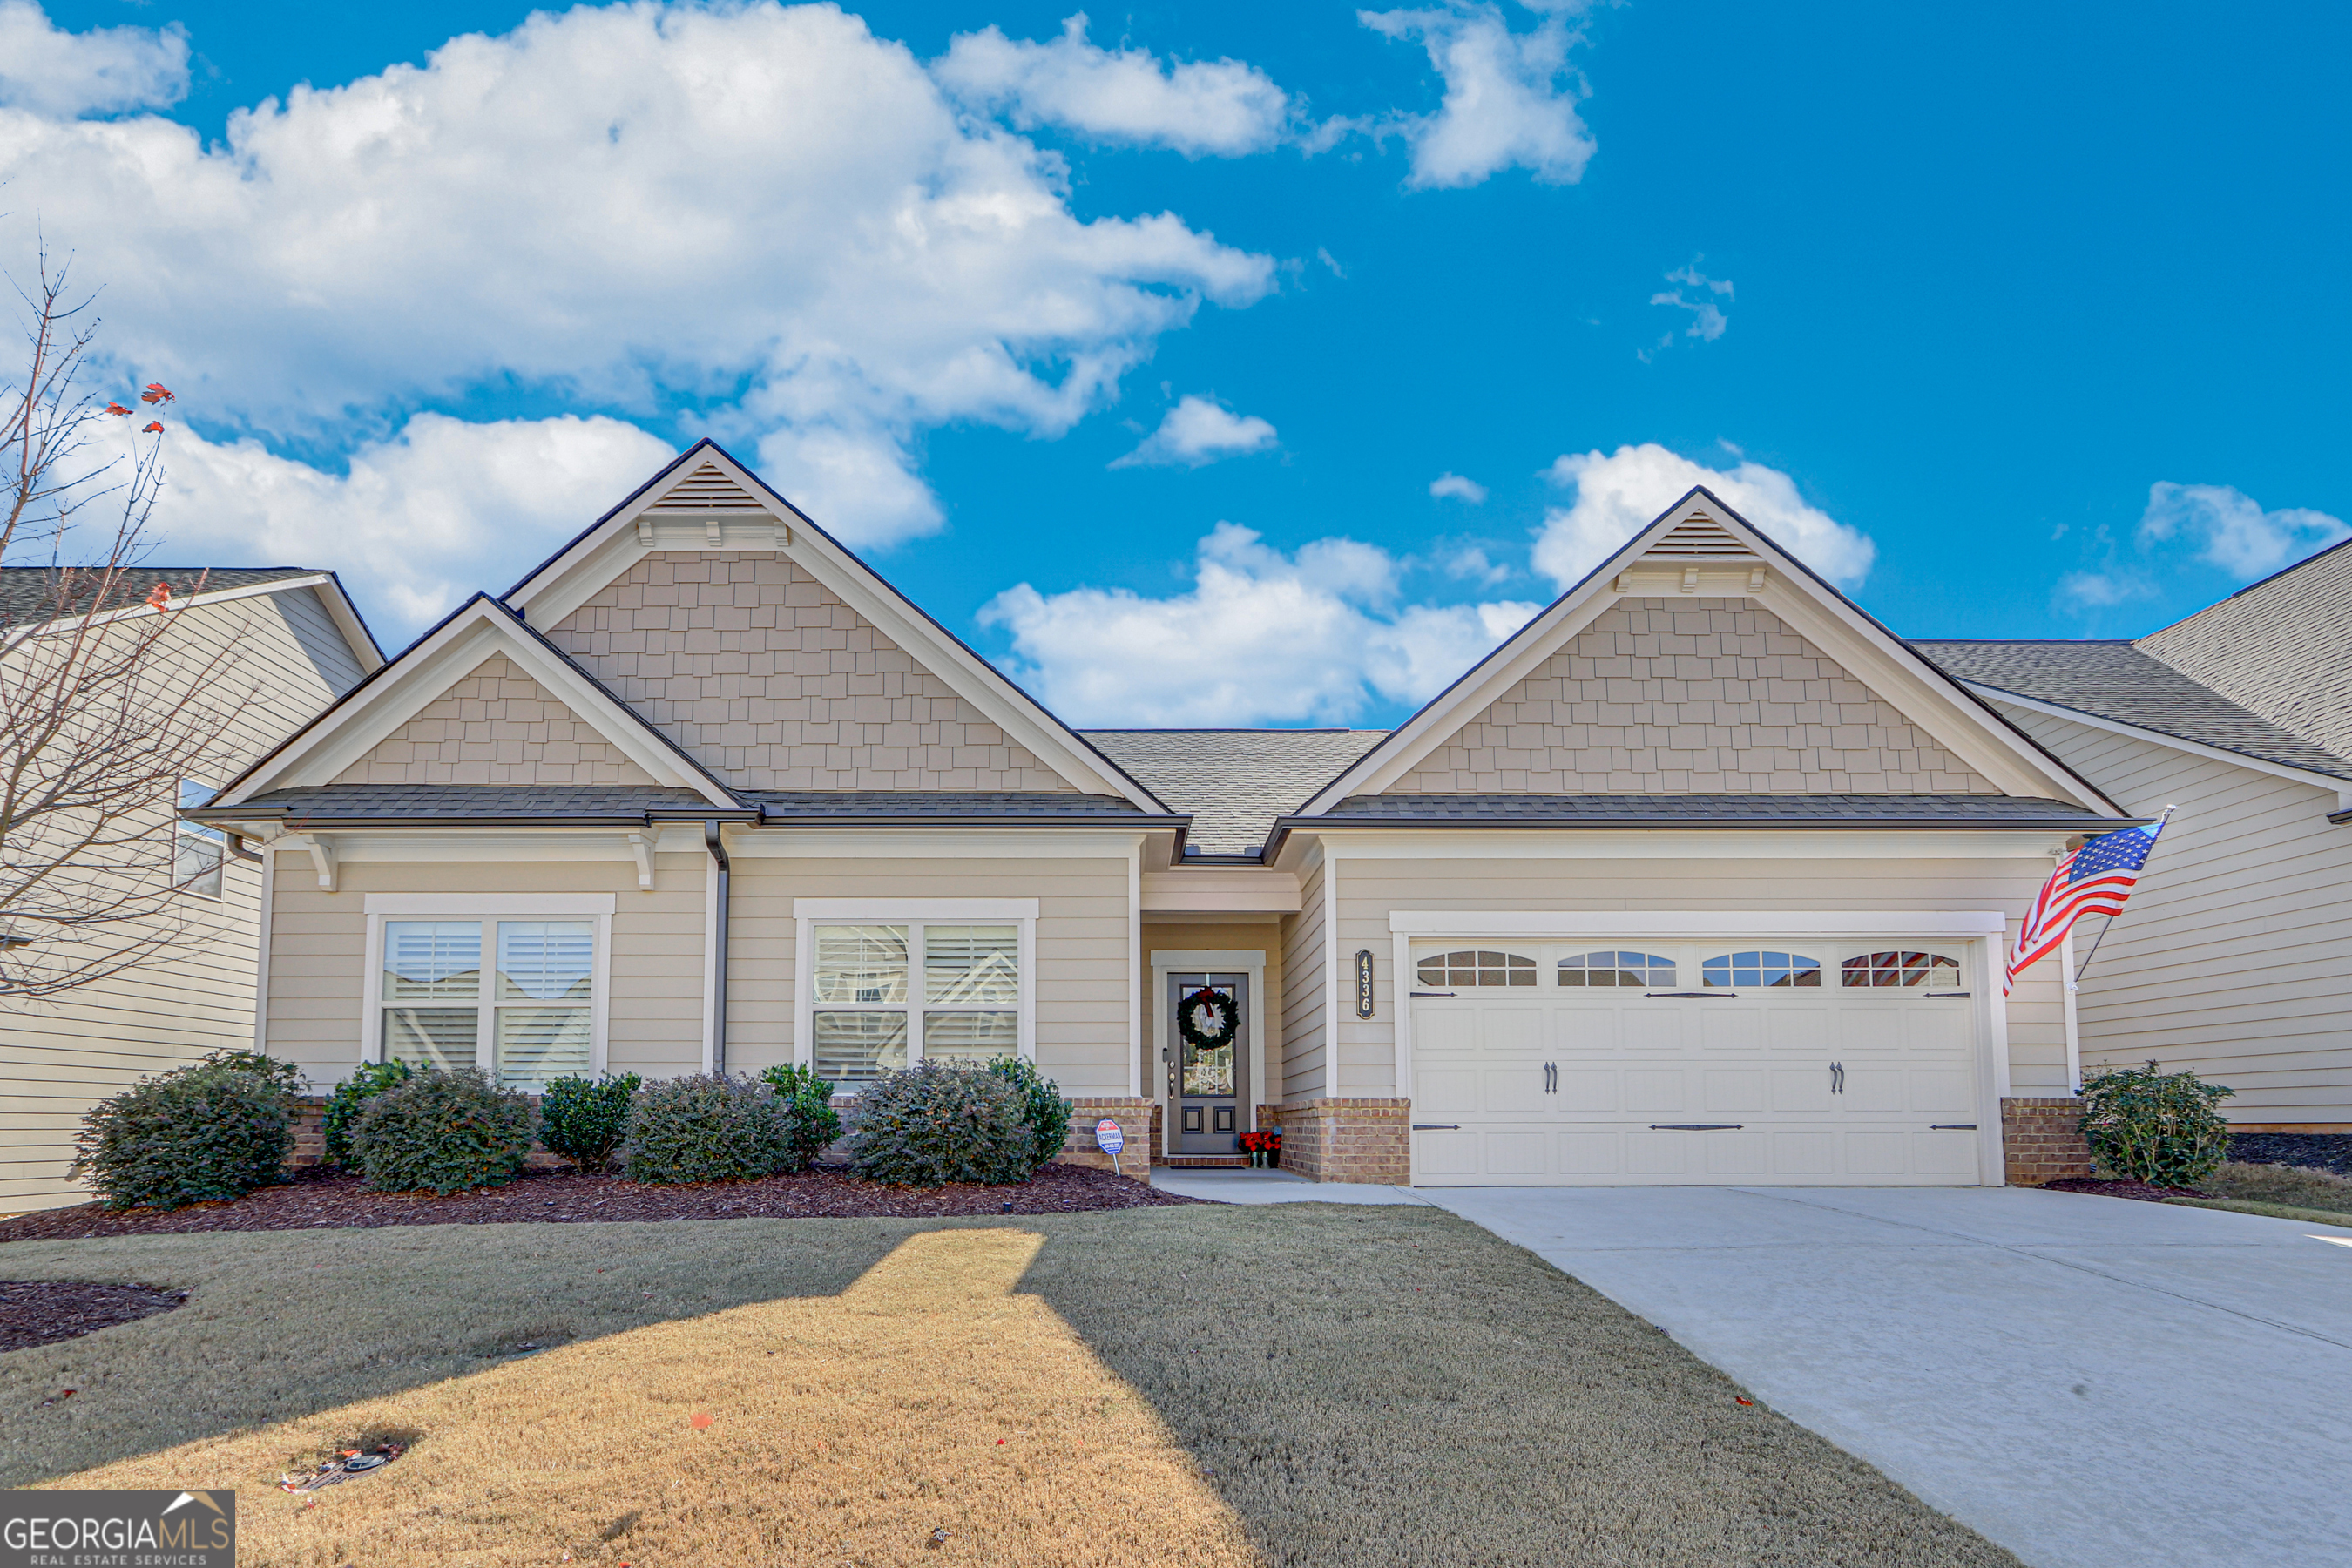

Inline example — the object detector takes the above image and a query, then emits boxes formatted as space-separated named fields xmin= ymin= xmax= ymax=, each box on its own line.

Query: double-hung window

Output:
xmin=174 ymin=780 xmax=226 ymax=900
xmin=366 ymin=896 xmax=611 ymax=1089
xmin=797 ymin=901 xmax=1035 ymax=1085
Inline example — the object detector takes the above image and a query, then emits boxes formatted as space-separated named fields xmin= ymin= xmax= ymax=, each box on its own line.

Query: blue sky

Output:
xmin=12 ymin=1 xmax=2350 ymax=726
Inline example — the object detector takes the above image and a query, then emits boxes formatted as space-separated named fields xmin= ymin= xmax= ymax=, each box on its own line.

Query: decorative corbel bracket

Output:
xmin=288 ymin=834 xmax=337 ymax=892
xmin=626 ymin=831 xmax=656 ymax=891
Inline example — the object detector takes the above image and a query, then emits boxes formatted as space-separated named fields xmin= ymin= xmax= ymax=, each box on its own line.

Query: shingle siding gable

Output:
xmin=331 ymin=652 xmax=658 ymax=787
xmin=1394 ymin=598 xmax=1998 ymax=795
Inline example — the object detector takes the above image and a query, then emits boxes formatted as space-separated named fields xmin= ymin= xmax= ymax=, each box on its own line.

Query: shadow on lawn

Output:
xmin=2 ymin=1207 xmax=2023 ymax=1567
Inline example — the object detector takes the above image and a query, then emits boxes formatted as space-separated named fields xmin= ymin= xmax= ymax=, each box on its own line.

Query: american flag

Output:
xmin=2004 ymin=811 xmax=2172 ymax=994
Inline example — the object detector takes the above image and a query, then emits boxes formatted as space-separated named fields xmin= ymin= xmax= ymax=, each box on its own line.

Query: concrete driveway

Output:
xmin=1416 ymin=1186 xmax=2352 ymax=1568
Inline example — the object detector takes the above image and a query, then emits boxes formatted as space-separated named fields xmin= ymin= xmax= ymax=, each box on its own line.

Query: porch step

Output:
xmin=1155 ymin=1155 xmax=1251 ymax=1169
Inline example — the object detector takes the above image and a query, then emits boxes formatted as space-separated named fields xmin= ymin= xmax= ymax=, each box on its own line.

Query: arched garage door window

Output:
xmin=1416 ymin=950 xmax=1538 ymax=987
xmin=1557 ymin=950 xmax=1677 ymax=987
xmin=1700 ymin=950 xmax=1821 ymax=989
xmin=1841 ymin=950 xmax=1962 ymax=988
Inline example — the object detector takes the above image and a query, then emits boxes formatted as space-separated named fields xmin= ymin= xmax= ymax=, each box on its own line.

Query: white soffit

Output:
xmin=1300 ymin=489 xmax=2117 ymax=814
xmin=502 ymin=441 xmax=1161 ymax=810
xmin=220 ymin=598 xmax=734 ymax=806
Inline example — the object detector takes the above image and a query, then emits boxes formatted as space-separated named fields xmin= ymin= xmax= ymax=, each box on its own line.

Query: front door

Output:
xmin=1166 ymin=972 xmax=1247 ymax=1155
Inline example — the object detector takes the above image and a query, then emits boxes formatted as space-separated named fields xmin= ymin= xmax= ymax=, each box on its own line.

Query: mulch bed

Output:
xmin=0 ymin=1162 xmax=1202 ymax=1244
xmin=2041 ymin=1176 xmax=2201 ymax=1203
xmin=0 ymin=1281 xmax=186 ymax=1352
xmin=2228 ymin=1132 xmax=2352 ymax=1177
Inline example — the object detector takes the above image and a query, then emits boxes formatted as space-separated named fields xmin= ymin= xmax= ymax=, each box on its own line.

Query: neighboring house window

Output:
xmin=1700 ymin=950 xmax=1822 ymax=989
xmin=1558 ymin=950 xmax=1677 ymax=988
xmin=173 ymin=780 xmax=225 ymax=900
xmin=379 ymin=917 xmax=596 ymax=1088
xmin=810 ymin=922 xmax=1022 ymax=1083
xmin=1842 ymin=950 xmax=1963 ymax=989
xmin=1416 ymin=950 xmax=1538 ymax=987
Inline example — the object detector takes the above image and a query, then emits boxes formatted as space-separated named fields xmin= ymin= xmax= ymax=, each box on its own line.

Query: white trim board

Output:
xmin=361 ymin=902 xmax=613 ymax=1076
xmin=365 ymin=893 xmax=618 ymax=916
xmin=1389 ymin=911 xmax=2009 ymax=937
xmin=792 ymin=898 xmax=1038 ymax=920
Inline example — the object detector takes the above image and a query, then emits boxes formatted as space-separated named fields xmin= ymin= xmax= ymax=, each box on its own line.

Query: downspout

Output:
xmin=704 ymin=821 xmax=731 ymax=1076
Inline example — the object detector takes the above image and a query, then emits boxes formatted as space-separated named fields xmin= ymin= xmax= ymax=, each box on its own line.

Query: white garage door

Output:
xmin=1408 ymin=942 xmax=1984 ymax=1186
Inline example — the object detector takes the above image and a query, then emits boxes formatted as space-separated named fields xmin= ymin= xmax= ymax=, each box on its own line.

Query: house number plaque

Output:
xmin=1354 ymin=949 xmax=1375 ymax=1018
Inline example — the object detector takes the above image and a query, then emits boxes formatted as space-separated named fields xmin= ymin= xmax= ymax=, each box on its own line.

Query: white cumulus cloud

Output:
xmin=1532 ymin=443 xmax=1876 ymax=591
xmin=0 ymin=1 xmax=1273 ymax=578
xmin=1429 ymin=471 xmax=1488 ymax=503
xmin=934 ymin=13 xmax=1292 ymax=157
xmin=1358 ymin=2 xmax=1595 ymax=189
xmin=1111 ymin=395 xmax=1278 ymax=469
xmin=0 ymin=0 xmax=186 ymax=118
xmin=1646 ymin=259 xmax=1733 ymax=355
xmin=2137 ymin=481 xmax=2349 ymax=578
xmin=981 ymin=522 xmax=1538 ymax=725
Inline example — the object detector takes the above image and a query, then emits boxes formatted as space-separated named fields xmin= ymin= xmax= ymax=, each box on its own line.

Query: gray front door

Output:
xmin=1167 ymin=972 xmax=1247 ymax=1155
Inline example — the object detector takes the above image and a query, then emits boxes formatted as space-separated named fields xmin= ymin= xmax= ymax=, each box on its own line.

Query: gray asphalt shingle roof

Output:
xmin=1309 ymin=793 xmax=2130 ymax=826
xmin=0 ymin=566 xmax=319 ymax=626
xmin=2134 ymin=537 xmax=2352 ymax=761
xmin=225 ymin=785 xmax=724 ymax=821
xmin=1911 ymin=639 xmax=2352 ymax=780
xmin=1082 ymin=728 xmax=1389 ymax=855
xmin=747 ymin=790 xmax=1154 ymax=821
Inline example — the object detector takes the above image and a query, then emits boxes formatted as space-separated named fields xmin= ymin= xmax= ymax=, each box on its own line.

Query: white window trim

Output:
xmin=792 ymin=905 xmax=1037 ymax=1074
xmin=361 ymin=894 xmax=614 ymax=1078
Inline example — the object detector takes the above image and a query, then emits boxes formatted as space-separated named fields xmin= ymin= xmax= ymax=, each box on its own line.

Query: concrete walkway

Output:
xmin=1414 ymin=1186 xmax=2352 ymax=1568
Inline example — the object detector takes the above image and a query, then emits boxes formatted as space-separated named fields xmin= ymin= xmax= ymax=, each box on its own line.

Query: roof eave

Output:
xmin=1261 ymin=811 xmax=2146 ymax=860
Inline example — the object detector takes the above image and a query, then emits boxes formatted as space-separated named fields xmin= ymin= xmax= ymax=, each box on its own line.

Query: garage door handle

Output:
xmin=1930 ymin=1123 xmax=1977 ymax=1130
xmin=1412 ymin=1123 xmax=1461 ymax=1130
xmin=1928 ymin=991 xmax=1971 ymax=998
xmin=1650 ymin=1123 xmax=1742 ymax=1131
xmin=1409 ymin=990 xmax=1456 ymax=998
xmin=1646 ymin=991 xmax=1738 ymax=998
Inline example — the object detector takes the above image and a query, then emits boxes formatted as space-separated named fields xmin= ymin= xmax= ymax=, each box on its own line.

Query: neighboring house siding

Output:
xmin=260 ymin=853 xmax=706 ymax=1087
xmin=727 ymin=852 xmax=1132 ymax=1097
xmin=1 ymin=591 xmax=362 ymax=1211
xmin=546 ymin=552 xmax=1079 ymax=793
xmin=1279 ymin=854 xmax=1329 ymax=1101
xmin=1996 ymin=702 xmax=2352 ymax=1125
xmin=280 ymin=586 xmax=370 ymax=695
xmin=1328 ymin=853 xmax=2069 ymax=1098
xmin=1394 ymin=598 xmax=1998 ymax=795
xmin=2136 ymin=542 xmax=2352 ymax=760
xmin=330 ymin=654 xmax=658 ymax=787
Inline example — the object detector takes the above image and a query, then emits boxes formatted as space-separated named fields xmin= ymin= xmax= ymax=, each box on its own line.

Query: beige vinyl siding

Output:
xmin=331 ymin=653 xmax=659 ymax=787
xmin=279 ymin=585 xmax=371 ymax=695
xmin=1997 ymin=702 xmax=2352 ymax=1125
xmin=260 ymin=854 xmax=708 ymax=1086
xmin=546 ymin=553 xmax=1081 ymax=793
xmin=1278 ymin=853 xmax=1330 ymax=1101
xmin=1393 ymin=598 xmax=1997 ymax=795
xmin=0 ymin=590 xmax=364 ymax=1211
xmin=1140 ymin=919 xmax=1284 ymax=1105
xmin=1326 ymin=853 xmax=2066 ymax=1098
xmin=727 ymin=855 xmax=1133 ymax=1097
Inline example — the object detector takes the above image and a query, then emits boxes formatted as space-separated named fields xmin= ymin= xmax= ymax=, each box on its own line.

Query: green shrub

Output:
xmin=321 ymin=1060 xmax=413 ymax=1166
xmin=71 ymin=1055 xmax=297 ymax=1210
xmin=539 ymin=1072 xmax=641 ymax=1170
xmin=2078 ymin=1062 xmax=2235 ymax=1187
xmin=2200 ymin=1159 xmax=2352 ymax=1214
xmin=848 ymin=1062 xmax=1036 ymax=1187
xmin=622 ymin=1073 xmax=808 ymax=1185
xmin=760 ymin=1063 xmax=844 ymax=1166
xmin=350 ymin=1067 xmax=536 ymax=1195
xmin=989 ymin=1056 xmax=1072 ymax=1173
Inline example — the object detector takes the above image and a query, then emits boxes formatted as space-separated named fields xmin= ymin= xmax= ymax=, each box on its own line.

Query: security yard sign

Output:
xmin=1095 ymin=1116 xmax=1125 ymax=1175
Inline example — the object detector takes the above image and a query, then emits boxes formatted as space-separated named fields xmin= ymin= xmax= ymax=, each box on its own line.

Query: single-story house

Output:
xmin=194 ymin=441 xmax=2146 ymax=1186
xmin=3 ymin=569 xmax=380 ymax=1211
xmin=1916 ymin=537 xmax=2352 ymax=1134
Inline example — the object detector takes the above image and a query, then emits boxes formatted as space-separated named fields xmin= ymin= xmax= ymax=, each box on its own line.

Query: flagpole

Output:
xmin=2072 ymin=804 xmax=2175 ymax=986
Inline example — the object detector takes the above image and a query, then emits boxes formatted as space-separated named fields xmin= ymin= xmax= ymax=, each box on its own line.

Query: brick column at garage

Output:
xmin=1260 ymin=1098 xmax=1409 ymax=1183
xmin=2002 ymin=1097 xmax=2094 ymax=1185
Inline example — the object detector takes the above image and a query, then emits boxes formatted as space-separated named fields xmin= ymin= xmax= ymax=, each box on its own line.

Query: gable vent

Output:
xmin=1646 ymin=515 xmax=1752 ymax=558
xmin=646 ymin=462 xmax=767 ymax=510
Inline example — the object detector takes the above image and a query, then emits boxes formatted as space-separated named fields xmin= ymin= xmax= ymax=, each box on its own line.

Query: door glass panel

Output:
xmin=924 ymin=925 xmax=1018 ymax=1004
xmin=923 ymin=1010 xmax=1017 ymax=1065
xmin=814 ymin=925 xmax=908 ymax=1004
xmin=814 ymin=1010 xmax=909 ymax=1081
xmin=1180 ymin=985 xmax=1237 ymax=1097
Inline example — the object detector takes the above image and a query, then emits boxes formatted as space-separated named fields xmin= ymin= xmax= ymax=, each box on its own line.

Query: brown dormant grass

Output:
xmin=3 ymin=1206 xmax=2021 ymax=1567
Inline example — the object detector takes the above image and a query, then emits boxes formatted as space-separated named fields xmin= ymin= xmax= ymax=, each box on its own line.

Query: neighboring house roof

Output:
xmin=1912 ymin=639 xmax=2352 ymax=781
xmin=1084 ymin=729 xmax=1390 ymax=855
xmin=0 ymin=565 xmax=317 ymax=625
xmin=2133 ymin=536 xmax=2352 ymax=760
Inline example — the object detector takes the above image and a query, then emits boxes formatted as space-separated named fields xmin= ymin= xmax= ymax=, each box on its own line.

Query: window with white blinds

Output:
xmin=810 ymin=921 xmax=1021 ymax=1083
xmin=381 ymin=917 xmax=595 ymax=1088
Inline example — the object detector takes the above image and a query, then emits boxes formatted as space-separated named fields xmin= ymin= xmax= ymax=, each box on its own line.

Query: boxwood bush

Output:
xmin=760 ymin=1063 xmax=843 ymax=1166
xmin=988 ymin=1057 xmax=1072 ymax=1172
xmin=71 ymin=1052 xmax=301 ymax=1211
xmin=539 ymin=1072 xmax=641 ymax=1170
xmin=350 ymin=1067 xmax=537 ymax=1195
xmin=2079 ymin=1062 xmax=2236 ymax=1187
xmin=321 ymin=1060 xmax=412 ymax=1166
xmin=848 ymin=1062 xmax=1037 ymax=1187
xmin=622 ymin=1073 xmax=809 ymax=1185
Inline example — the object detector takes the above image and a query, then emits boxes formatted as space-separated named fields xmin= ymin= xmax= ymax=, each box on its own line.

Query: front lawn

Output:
xmin=2 ymin=1206 xmax=2018 ymax=1567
